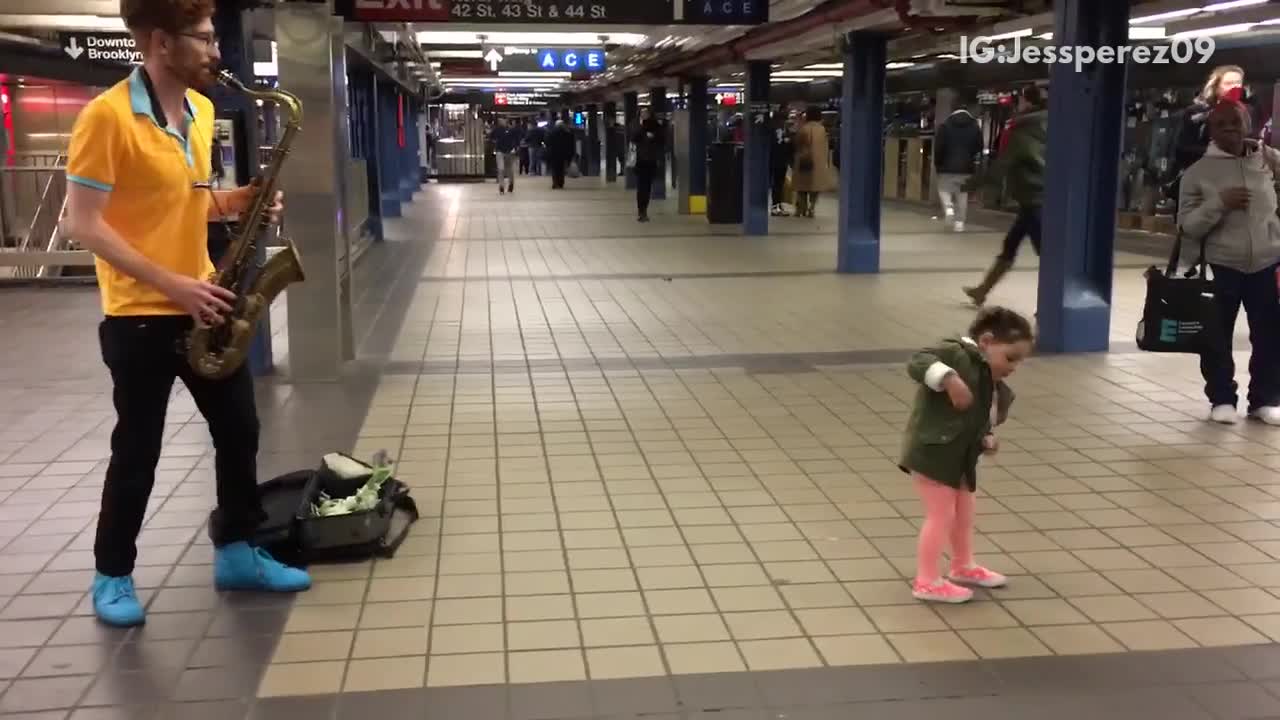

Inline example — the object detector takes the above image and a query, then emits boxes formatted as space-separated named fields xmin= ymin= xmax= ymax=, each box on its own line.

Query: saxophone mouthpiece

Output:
xmin=216 ymin=69 xmax=243 ymax=90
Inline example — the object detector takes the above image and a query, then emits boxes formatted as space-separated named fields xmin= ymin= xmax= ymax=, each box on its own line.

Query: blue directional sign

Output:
xmin=536 ymin=48 xmax=606 ymax=73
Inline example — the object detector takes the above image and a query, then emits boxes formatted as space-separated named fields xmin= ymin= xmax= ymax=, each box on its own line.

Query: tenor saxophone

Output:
xmin=187 ymin=70 xmax=305 ymax=380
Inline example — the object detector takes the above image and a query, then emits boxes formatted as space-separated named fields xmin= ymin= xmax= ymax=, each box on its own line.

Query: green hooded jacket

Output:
xmin=898 ymin=337 xmax=1015 ymax=491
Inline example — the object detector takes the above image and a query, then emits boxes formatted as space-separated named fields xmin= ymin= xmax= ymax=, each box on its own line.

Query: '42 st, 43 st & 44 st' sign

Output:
xmin=338 ymin=0 xmax=767 ymax=25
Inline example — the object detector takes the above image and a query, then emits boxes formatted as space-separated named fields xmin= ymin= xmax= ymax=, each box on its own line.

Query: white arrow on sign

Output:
xmin=64 ymin=37 xmax=83 ymax=59
xmin=484 ymin=48 xmax=503 ymax=71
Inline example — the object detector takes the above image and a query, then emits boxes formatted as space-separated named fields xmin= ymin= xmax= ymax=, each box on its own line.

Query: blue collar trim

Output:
xmin=127 ymin=67 xmax=197 ymax=167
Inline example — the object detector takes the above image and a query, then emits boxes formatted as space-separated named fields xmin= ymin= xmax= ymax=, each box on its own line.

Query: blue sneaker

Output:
xmin=91 ymin=573 xmax=145 ymax=627
xmin=214 ymin=542 xmax=311 ymax=593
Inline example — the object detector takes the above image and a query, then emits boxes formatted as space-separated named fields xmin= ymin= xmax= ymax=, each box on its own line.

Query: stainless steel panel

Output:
xmin=275 ymin=3 xmax=352 ymax=381
xmin=673 ymin=109 xmax=691 ymax=213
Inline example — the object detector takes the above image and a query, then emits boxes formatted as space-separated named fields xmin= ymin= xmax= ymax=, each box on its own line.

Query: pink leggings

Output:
xmin=914 ymin=474 xmax=976 ymax=584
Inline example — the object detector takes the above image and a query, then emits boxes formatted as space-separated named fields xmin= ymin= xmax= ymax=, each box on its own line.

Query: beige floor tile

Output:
xmin=932 ymin=601 xmax=1021 ymax=630
xmin=1202 ymin=588 xmax=1280 ymax=615
xmin=794 ymin=607 xmax=877 ymax=636
xmin=434 ymin=597 xmax=502 ymax=625
xmin=271 ymin=631 xmax=354 ymax=663
xmin=351 ymin=627 xmax=431 ymax=659
xmin=864 ymin=604 xmax=947 ymax=633
xmin=1134 ymin=592 xmax=1228 ymax=619
xmin=426 ymin=652 xmax=506 ymax=687
xmin=505 ymin=571 xmax=571 ymax=596
xmin=886 ymin=631 xmax=978 ymax=662
xmin=1031 ymin=624 xmax=1125 ymax=655
xmin=711 ymin=586 xmax=786 ymax=612
xmin=959 ymin=628 xmax=1052 ymax=659
xmin=257 ymin=661 xmax=347 ymax=697
xmin=781 ymin=583 xmax=857 ymax=609
xmin=294 ymin=580 xmax=369 ymax=606
xmin=662 ymin=641 xmax=746 ymax=674
xmin=508 ymin=649 xmax=587 ymax=683
xmin=283 ymin=605 xmax=362 ymax=633
xmin=507 ymin=619 xmax=581 ymax=650
xmin=505 ymin=594 xmax=575 ymax=622
xmin=1001 ymin=599 xmax=1090 ymax=625
xmin=586 ymin=645 xmax=667 ymax=680
xmin=580 ymin=617 xmax=655 ymax=647
xmin=430 ymin=623 xmax=504 ymax=654
xmin=737 ymin=638 xmax=822 ymax=670
xmin=723 ymin=610 xmax=803 ymax=640
xmin=1101 ymin=620 xmax=1199 ymax=651
xmin=654 ymin=613 xmax=731 ymax=644
xmin=576 ymin=591 xmax=647 ymax=618
xmin=1173 ymin=617 xmax=1270 ymax=647
xmin=343 ymin=656 xmax=427 ymax=692
xmin=1039 ymin=571 xmax=1123 ymax=597
xmin=812 ymin=634 xmax=902 ymax=666
xmin=358 ymin=600 xmax=433 ymax=629
xmin=644 ymin=588 xmax=717 ymax=615
xmin=1069 ymin=595 xmax=1158 ymax=623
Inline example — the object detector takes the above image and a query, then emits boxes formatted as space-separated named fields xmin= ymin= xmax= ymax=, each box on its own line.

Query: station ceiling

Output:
xmin=0 ymin=0 xmax=1274 ymax=99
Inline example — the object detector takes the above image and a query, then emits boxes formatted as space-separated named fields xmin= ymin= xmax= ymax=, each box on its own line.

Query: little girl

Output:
xmin=899 ymin=306 xmax=1034 ymax=603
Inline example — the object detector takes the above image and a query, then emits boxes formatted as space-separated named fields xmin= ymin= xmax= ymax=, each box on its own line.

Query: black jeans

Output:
xmin=96 ymin=315 xmax=264 ymax=577
xmin=1201 ymin=263 xmax=1280 ymax=411
xmin=998 ymin=204 xmax=1043 ymax=262
xmin=771 ymin=166 xmax=788 ymax=207
xmin=549 ymin=158 xmax=566 ymax=188
xmin=635 ymin=163 xmax=656 ymax=216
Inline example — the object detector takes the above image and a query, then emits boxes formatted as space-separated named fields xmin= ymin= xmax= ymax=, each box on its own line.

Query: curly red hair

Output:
xmin=120 ymin=0 xmax=214 ymax=36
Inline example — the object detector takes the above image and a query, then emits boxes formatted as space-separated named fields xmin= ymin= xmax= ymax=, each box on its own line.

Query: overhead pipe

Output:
xmin=881 ymin=0 xmax=990 ymax=31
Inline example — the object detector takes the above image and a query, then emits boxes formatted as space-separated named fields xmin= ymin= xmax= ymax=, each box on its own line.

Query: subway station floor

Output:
xmin=4 ymin=179 xmax=1280 ymax=719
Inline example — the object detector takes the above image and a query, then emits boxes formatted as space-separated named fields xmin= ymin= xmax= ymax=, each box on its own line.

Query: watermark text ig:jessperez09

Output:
xmin=959 ymin=35 xmax=1216 ymax=73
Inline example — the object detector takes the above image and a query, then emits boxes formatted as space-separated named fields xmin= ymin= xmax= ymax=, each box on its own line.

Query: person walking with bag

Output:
xmin=791 ymin=106 xmax=834 ymax=218
xmin=1178 ymin=99 xmax=1280 ymax=425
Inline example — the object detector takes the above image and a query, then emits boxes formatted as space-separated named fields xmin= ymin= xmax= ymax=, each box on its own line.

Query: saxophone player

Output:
xmin=63 ymin=0 xmax=309 ymax=628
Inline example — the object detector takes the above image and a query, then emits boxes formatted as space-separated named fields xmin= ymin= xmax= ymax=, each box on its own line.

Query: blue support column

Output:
xmin=650 ymin=86 xmax=668 ymax=201
xmin=212 ymin=1 xmax=272 ymax=376
xmin=742 ymin=61 xmax=770 ymax=236
xmin=688 ymin=76 xmax=709 ymax=214
xmin=624 ymin=91 xmax=638 ymax=189
xmin=1037 ymin=0 xmax=1128 ymax=352
xmin=406 ymin=98 xmax=421 ymax=190
xmin=837 ymin=32 xmax=887 ymax=274
xmin=396 ymin=92 xmax=413 ymax=202
xmin=586 ymin=104 xmax=600 ymax=177
xmin=603 ymin=100 xmax=618 ymax=183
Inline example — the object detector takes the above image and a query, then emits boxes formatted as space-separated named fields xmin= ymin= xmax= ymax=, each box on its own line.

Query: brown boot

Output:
xmin=963 ymin=259 xmax=1013 ymax=306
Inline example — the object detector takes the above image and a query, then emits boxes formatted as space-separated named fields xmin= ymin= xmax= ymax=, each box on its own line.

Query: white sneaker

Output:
xmin=953 ymin=221 xmax=965 ymax=232
xmin=1210 ymin=405 xmax=1239 ymax=424
xmin=1249 ymin=407 xmax=1280 ymax=426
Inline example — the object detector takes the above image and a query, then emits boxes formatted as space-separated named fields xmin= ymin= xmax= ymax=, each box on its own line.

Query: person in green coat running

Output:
xmin=899 ymin=307 xmax=1034 ymax=604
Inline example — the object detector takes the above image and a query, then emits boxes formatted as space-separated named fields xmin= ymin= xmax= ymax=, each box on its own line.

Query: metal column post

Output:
xmin=650 ymin=86 xmax=667 ymax=201
xmin=624 ymin=91 xmax=638 ymax=189
xmin=358 ymin=70 xmax=383 ymax=241
xmin=837 ymin=32 xmax=887 ymax=273
xmin=743 ymin=60 xmax=770 ymax=236
xmin=687 ymin=77 xmax=708 ymax=214
xmin=1037 ymin=0 xmax=1128 ymax=353
xmin=275 ymin=2 xmax=354 ymax=380
xmin=586 ymin=104 xmax=600 ymax=176
xmin=603 ymin=100 xmax=618 ymax=183
xmin=212 ymin=2 xmax=272 ymax=376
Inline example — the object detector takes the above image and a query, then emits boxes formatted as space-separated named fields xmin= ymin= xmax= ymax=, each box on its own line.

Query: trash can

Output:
xmin=706 ymin=142 xmax=744 ymax=224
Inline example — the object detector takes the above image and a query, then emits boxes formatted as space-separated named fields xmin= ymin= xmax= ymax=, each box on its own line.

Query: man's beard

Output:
xmin=171 ymin=58 xmax=215 ymax=91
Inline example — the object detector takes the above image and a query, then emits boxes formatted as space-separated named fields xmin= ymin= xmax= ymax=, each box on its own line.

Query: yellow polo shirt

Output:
xmin=66 ymin=67 xmax=216 ymax=316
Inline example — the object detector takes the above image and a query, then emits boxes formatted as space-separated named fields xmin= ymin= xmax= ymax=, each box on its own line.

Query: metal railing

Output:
xmin=0 ymin=154 xmax=94 ymax=279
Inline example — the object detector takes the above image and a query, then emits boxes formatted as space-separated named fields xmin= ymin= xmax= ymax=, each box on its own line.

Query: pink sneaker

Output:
xmin=912 ymin=579 xmax=974 ymax=604
xmin=948 ymin=565 xmax=1008 ymax=589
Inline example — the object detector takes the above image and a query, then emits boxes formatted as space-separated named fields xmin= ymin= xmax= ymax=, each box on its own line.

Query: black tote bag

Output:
xmin=1136 ymin=230 xmax=1224 ymax=354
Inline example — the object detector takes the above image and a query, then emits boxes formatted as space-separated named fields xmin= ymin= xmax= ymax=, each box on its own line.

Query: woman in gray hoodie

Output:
xmin=1177 ymin=100 xmax=1280 ymax=425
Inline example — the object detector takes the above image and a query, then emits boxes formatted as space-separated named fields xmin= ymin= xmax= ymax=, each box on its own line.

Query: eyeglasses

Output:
xmin=179 ymin=32 xmax=219 ymax=51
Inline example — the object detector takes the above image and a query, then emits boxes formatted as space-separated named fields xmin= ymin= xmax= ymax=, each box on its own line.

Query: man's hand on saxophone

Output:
xmin=211 ymin=184 xmax=285 ymax=225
